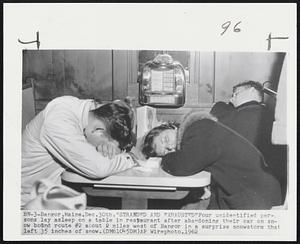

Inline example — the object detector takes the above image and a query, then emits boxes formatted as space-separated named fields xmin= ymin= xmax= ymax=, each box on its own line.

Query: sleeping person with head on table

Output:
xmin=142 ymin=112 xmax=282 ymax=210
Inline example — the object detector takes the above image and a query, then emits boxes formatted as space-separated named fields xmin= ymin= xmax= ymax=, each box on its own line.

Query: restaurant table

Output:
xmin=62 ymin=167 xmax=211 ymax=209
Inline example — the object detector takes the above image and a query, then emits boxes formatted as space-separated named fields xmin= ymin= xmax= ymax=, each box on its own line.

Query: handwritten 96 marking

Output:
xmin=220 ymin=21 xmax=242 ymax=35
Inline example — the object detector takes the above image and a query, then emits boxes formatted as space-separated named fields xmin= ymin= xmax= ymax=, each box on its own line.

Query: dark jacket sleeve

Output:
xmin=210 ymin=101 xmax=234 ymax=119
xmin=161 ymin=119 xmax=222 ymax=176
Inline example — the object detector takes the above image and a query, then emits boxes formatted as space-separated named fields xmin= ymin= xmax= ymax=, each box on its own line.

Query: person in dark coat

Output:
xmin=210 ymin=80 xmax=274 ymax=154
xmin=142 ymin=112 xmax=282 ymax=210
xmin=210 ymin=80 xmax=286 ymax=203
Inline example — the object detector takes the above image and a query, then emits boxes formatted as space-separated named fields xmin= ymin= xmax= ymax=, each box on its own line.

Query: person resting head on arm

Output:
xmin=230 ymin=80 xmax=264 ymax=108
xmin=141 ymin=111 xmax=282 ymax=210
xmin=142 ymin=122 xmax=179 ymax=158
xmin=21 ymin=96 xmax=136 ymax=208
xmin=84 ymin=100 xmax=135 ymax=158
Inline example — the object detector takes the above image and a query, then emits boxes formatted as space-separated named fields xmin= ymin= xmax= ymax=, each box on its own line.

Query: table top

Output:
xmin=62 ymin=166 xmax=211 ymax=188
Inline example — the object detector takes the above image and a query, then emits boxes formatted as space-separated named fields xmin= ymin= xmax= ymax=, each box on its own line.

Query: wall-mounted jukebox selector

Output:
xmin=138 ymin=53 xmax=186 ymax=108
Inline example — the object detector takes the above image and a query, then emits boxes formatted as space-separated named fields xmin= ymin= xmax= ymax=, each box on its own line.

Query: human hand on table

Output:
xmin=132 ymin=157 xmax=162 ymax=172
xmin=200 ymin=186 xmax=211 ymax=200
xmin=96 ymin=140 xmax=121 ymax=159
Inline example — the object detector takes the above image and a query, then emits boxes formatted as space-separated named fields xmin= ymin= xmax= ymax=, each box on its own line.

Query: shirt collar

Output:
xmin=236 ymin=100 xmax=263 ymax=110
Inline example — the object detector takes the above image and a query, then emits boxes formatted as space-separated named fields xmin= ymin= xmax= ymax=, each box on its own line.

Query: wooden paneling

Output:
xmin=24 ymin=50 xmax=139 ymax=114
xmin=22 ymin=88 xmax=35 ymax=130
xmin=113 ymin=50 xmax=129 ymax=100
xmin=52 ymin=50 xmax=65 ymax=94
xmin=182 ymin=51 xmax=215 ymax=106
xmin=23 ymin=50 xmax=113 ymax=102
xmin=185 ymin=51 xmax=200 ymax=105
xmin=198 ymin=52 xmax=215 ymax=104
xmin=214 ymin=52 xmax=285 ymax=102
xmin=127 ymin=50 xmax=139 ymax=100
xmin=23 ymin=50 xmax=285 ymax=118
xmin=63 ymin=50 xmax=112 ymax=100
xmin=112 ymin=50 xmax=139 ymax=101
xmin=23 ymin=50 xmax=53 ymax=82
xmin=23 ymin=50 xmax=53 ymax=93
xmin=23 ymin=50 xmax=59 ymax=100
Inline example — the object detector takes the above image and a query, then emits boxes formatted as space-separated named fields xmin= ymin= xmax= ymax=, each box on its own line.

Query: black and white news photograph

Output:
xmin=3 ymin=3 xmax=297 ymax=242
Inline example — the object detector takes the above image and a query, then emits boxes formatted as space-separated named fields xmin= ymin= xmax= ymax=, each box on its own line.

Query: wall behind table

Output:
xmin=22 ymin=50 xmax=285 ymax=126
xmin=23 ymin=50 xmax=113 ymax=114
xmin=153 ymin=52 xmax=285 ymax=123
xmin=23 ymin=50 xmax=139 ymax=115
xmin=214 ymin=52 xmax=285 ymax=111
xmin=22 ymin=87 xmax=35 ymax=131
